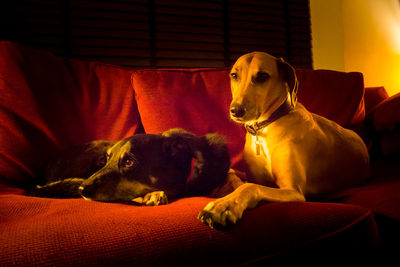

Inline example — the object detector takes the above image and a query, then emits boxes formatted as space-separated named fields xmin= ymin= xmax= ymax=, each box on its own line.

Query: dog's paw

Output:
xmin=198 ymin=196 xmax=246 ymax=229
xmin=132 ymin=191 xmax=168 ymax=206
xmin=144 ymin=191 xmax=168 ymax=206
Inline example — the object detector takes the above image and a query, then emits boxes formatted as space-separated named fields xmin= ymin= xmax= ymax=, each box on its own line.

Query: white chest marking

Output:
xmin=251 ymin=134 xmax=271 ymax=169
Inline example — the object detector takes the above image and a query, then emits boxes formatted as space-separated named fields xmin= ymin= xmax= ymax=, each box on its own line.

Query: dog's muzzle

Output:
xmin=230 ymin=103 xmax=246 ymax=118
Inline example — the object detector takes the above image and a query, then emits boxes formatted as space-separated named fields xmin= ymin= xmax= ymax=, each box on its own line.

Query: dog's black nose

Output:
xmin=230 ymin=104 xmax=246 ymax=118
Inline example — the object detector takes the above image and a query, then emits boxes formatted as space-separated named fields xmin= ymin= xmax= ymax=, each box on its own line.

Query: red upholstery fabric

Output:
xmin=132 ymin=68 xmax=366 ymax=168
xmin=364 ymin=87 xmax=389 ymax=115
xmin=0 ymin=41 xmax=142 ymax=187
xmin=131 ymin=68 xmax=246 ymax=168
xmin=0 ymin=43 xmax=385 ymax=264
xmin=334 ymin=178 xmax=400 ymax=222
xmin=0 ymin=185 xmax=378 ymax=266
xmin=373 ymin=92 xmax=400 ymax=131
xmin=295 ymin=69 xmax=365 ymax=127
xmin=330 ymin=176 xmax=400 ymax=258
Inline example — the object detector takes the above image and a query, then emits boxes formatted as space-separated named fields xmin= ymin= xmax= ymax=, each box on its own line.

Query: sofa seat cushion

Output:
xmin=132 ymin=68 xmax=366 ymax=168
xmin=0 ymin=184 xmax=378 ymax=266
xmin=330 ymin=176 xmax=400 ymax=254
xmin=0 ymin=42 xmax=142 ymax=187
xmin=333 ymin=176 xmax=400 ymax=222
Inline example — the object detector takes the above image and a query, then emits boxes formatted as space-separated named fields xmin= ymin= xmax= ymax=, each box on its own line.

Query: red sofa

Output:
xmin=1 ymin=41 xmax=399 ymax=265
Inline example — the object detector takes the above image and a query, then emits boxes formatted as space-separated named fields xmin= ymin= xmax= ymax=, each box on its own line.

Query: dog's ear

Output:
xmin=161 ymin=129 xmax=199 ymax=159
xmin=161 ymin=128 xmax=195 ymax=138
xmin=277 ymin=57 xmax=298 ymax=106
xmin=163 ymin=135 xmax=192 ymax=159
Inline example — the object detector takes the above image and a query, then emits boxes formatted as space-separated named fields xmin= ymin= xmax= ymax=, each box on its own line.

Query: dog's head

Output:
xmin=43 ymin=140 xmax=116 ymax=184
xmin=229 ymin=51 xmax=298 ymax=124
xmin=79 ymin=129 xmax=230 ymax=203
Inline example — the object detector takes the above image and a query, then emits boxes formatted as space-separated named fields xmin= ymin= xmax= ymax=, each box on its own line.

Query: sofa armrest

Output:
xmin=371 ymin=93 xmax=400 ymax=157
xmin=373 ymin=92 xmax=400 ymax=132
xmin=364 ymin=87 xmax=389 ymax=115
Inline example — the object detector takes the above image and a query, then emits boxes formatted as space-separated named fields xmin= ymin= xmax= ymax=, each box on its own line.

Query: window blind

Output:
xmin=4 ymin=0 xmax=312 ymax=68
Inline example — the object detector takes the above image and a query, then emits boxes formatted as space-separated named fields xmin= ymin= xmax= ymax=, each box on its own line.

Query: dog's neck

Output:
xmin=245 ymin=97 xmax=294 ymax=136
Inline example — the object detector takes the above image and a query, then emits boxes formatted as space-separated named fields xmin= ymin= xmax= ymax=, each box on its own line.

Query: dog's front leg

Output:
xmin=28 ymin=178 xmax=85 ymax=198
xmin=132 ymin=191 xmax=168 ymax=206
xmin=198 ymin=183 xmax=305 ymax=229
xmin=198 ymin=183 xmax=256 ymax=228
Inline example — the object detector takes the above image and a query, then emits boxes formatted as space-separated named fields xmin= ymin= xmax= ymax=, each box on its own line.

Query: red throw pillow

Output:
xmin=364 ymin=87 xmax=389 ymax=115
xmin=0 ymin=41 xmax=142 ymax=187
xmin=131 ymin=68 xmax=246 ymax=168
xmin=373 ymin=92 xmax=400 ymax=131
xmin=296 ymin=69 xmax=366 ymax=127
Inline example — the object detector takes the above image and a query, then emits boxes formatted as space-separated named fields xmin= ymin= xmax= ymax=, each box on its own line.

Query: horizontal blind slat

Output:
xmin=4 ymin=0 xmax=312 ymax=69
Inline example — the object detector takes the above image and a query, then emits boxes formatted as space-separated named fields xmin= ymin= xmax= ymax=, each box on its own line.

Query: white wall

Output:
xmin=310 ymin=0 xmax=400 ymax=96
xmin=310 ymin=0 xmax=344 ymax=71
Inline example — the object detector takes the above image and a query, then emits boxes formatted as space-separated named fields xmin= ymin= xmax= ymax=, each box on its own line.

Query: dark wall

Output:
xmin=4 ymin=0 xmax=312 ymax=69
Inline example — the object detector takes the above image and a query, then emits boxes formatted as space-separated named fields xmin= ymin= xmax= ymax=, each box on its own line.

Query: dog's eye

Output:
xmin=254 ymin=72 xmax=270 ymax=83
xmin=122 ymin=156 xmax=136 ymax=168
xmin=99 ymin=153 xmax=110 ymax=166
xmin=230 ymin=73 xmax=238 ymax=80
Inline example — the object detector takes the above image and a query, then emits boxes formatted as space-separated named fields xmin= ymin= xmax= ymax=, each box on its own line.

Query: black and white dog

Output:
xmin=29 ymin=129 xmax=232 ymax=206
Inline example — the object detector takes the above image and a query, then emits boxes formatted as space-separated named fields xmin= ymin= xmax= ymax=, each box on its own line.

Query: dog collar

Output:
xmin=186 ymin=157 xmax=196 ymax=183
xmin=245 ymin=98 xmax=293 ymax=136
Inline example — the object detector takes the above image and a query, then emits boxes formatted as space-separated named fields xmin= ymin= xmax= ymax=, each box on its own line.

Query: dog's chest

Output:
xmin=244 ymin=132 xmax=274 ymax=183
xmin=251 ymin=135 xmax=270 ymax=159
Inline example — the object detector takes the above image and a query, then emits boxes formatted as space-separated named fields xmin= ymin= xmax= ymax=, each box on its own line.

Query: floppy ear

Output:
xmin=161 ymin=129 xmax=198 ymax=158
xmin=161 ymin=128 xmax=194 ymax=137
xmin=277 ymin=57 xmax=298 ymax=106
xmin=163 ymin=135 xmax=192 ymax=159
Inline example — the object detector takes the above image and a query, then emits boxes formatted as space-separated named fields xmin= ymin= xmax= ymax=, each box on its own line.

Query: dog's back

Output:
xmin=252 ymin=102 xmax=369 ymax=196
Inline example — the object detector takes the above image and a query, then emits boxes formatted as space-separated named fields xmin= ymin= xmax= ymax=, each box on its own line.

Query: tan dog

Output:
xmin=198 ymin=52 xmax=370 ymax=228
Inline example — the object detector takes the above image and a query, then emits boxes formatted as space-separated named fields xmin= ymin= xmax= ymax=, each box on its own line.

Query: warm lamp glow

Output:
xmin=367 ymin=0 xmax=400 ymax=96
xmin=343 ymin=0 xmax=400 ymax=96
xmin=373 ymin=0 xmax=400 ymax=53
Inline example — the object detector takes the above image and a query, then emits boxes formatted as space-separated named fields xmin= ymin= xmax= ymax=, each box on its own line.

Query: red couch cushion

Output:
xmin=373 ymin=92 xmax=400 ymax=131
xmin=132 ymin=68 xmax=366 ymax=168
xmin=0 ymin=42 xmax=142 ymax=187
xmin=334 ymin=178 xmax=400 ymax=222
xmin=0 ymin=185 xmax=378 ymax=265
xmin=329 ymin=176 xmax=400 ymax=254
xmin=295 ymin=69 xmax=365 ymax=127
xmin=132 ymin=68 xmax=246 ymax=168
xmin=364 ymin=86 xmax=389 ymax=115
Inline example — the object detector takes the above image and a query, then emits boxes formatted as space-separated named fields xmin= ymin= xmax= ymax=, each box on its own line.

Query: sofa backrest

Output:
xmin=0 ymin=41 xmax=142 ymax=187
xmin=296 ymin=69 xmax=365 ymax=126
xmin=0 ymin=42 xmax=366 ymax=187
xmin=132 ymin=67 xmax=366 ymax=171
